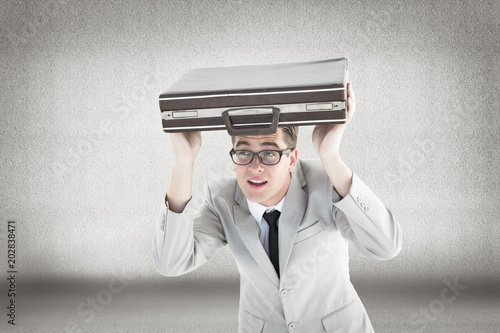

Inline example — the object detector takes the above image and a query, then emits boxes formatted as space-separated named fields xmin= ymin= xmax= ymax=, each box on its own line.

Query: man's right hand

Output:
xmin=169 ymin=131 xmax=202 ymax=163
xmin=166 ymin=131 xmax=202 ymax=213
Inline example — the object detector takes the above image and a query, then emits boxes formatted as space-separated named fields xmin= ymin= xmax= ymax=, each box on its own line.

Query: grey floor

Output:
xmin=3 ymin=284 xmax=499 ymax=332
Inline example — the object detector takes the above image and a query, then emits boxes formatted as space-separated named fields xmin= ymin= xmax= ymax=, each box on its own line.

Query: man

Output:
xmin=153 ymin=83 xmax=402 ymax=332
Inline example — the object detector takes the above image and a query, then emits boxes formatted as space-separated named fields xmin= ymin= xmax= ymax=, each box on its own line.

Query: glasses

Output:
xmin=229 ymin=148 xmax=292 ymax=166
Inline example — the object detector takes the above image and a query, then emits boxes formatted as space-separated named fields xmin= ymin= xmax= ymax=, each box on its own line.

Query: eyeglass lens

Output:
xmin=233 ymin=150 xmax=281 ymax=165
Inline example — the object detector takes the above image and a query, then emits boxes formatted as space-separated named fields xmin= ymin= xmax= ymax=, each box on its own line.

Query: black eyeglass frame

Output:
xmin=229 ymin=148 xmax=293 ymax=166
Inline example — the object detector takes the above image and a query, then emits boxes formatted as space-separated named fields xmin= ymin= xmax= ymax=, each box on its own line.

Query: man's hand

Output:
xmin=312 ymin=83 xmax=355 ymax=159
xmin=170 ymin=131 xmax=202 ymax=163
xmin=166 ymin=131 xmax=201 ymax=213
xmin=311 ymin=83 xmax=355 ymax=198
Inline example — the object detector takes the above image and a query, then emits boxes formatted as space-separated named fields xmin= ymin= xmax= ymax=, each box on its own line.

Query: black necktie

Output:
xmin=263 ymin=210 xmax=280 ymax=277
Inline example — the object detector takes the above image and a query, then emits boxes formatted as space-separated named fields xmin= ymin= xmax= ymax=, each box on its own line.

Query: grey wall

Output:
xmin=1 ymin=0 xmax=499 ymax=288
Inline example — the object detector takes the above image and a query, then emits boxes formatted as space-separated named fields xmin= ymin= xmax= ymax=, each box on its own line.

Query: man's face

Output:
xmin=232 ymin=129 xmax=298 ymax=207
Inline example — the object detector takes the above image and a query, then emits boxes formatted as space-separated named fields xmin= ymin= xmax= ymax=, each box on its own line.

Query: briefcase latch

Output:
xmin=222 ymin=107 xmax=280 ymax=136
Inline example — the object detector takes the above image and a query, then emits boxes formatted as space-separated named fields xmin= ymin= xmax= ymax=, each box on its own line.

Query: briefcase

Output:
xmin=159 ymin=57 xmax=348 ymax=136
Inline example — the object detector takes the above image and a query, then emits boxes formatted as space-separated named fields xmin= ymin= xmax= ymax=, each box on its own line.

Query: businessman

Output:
xmin=153 ymin=83 xmax=402 ymax=332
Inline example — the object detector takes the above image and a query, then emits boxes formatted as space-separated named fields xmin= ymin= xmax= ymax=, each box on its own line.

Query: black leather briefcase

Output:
xmin=159 ymin=58 xmax=348 ymax=136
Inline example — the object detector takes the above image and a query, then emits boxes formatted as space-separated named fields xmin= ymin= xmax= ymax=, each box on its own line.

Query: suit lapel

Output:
xmin=233 ymin=186 xmax=280 ymax=286
xmin=278 ymin=162 xmax=307 ymax=278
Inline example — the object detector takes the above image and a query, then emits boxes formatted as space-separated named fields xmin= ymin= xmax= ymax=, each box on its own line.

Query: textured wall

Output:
xmin=0 ymin=0 xmax=499 ymax=287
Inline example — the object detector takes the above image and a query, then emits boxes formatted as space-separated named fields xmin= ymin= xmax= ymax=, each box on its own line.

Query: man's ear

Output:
xmin=288 ymin=148 xmax=298 ymax=172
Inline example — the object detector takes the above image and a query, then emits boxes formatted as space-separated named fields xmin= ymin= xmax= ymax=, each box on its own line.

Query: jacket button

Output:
xmin=280 ymin=289 xmax=289 ymax=297
xmin=288 ymin=322 xmax=296 ymax=330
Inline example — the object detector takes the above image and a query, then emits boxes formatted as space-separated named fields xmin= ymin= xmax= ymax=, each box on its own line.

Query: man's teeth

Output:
xmin=249 ymin=180 xmax=266 ymax=184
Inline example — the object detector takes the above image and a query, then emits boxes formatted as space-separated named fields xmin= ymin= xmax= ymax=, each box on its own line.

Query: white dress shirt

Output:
xmin=246 ymin=196 xmax=286 ymax=257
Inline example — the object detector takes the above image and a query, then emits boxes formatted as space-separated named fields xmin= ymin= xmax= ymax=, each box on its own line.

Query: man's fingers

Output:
xmin=346 ymin=83 xmax=355 ymax=122
xmin=347 ymin=82 xmax=355 ymax=99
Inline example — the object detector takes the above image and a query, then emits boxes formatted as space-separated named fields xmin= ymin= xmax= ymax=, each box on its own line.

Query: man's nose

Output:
xmin=248 ymin=154 xmax=264 ymax=172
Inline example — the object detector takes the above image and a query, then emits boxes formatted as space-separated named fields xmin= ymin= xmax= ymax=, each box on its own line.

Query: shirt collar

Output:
xmin=247 ymin=196 xmax=286 ymax=226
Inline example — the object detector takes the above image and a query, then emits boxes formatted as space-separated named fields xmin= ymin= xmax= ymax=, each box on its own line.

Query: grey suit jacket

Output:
xmin=153 ymin=159 xmax=402 ymax=333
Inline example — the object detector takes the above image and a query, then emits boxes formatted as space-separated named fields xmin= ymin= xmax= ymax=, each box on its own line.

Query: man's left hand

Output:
xmin=312 ymin=82 xmax=355 ymax=159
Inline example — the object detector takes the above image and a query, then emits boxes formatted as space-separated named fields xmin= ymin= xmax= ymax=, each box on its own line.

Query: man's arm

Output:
xmin=312 ymin=82 xmax=355 ymax=197
xmin=313 ymin=83 xmax=402 ymax=259
xmin=331 ymin=174 xmax=402 ymax=260
xmin=153 ymin=131 xmax=226 ymax=276
xmin=153 ymin=186 xmax=226 ymax=276
xmin=166 ymin=132 xmax=201 ymax=212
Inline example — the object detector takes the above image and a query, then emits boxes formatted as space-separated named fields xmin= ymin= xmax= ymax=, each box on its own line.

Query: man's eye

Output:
xmin=237 ymin=151 xmax=252 ymax=156
xmin=263 ymin=151 xmax=277 ymax=158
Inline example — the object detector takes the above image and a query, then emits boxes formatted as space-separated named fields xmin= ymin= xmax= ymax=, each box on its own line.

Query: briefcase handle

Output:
xmin=222 ymin=107 xmax=280 ymax=136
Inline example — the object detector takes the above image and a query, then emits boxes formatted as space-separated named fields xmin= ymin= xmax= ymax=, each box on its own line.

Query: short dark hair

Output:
xmin=279 ymin=126 xmax=299 ymax=148
xmin=231 ymin=126 xmax=299 ymax=148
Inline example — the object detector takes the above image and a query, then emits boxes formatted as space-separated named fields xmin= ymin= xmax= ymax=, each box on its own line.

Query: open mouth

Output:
xmin=247 ymin=179 xmax=268 ymax=189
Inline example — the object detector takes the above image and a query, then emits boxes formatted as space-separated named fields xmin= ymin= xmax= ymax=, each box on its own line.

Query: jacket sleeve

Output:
xmin=332 ymin=173 xmax=402 ymax=260
xmin=152 ymin=184 xmax=227 ymax=277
